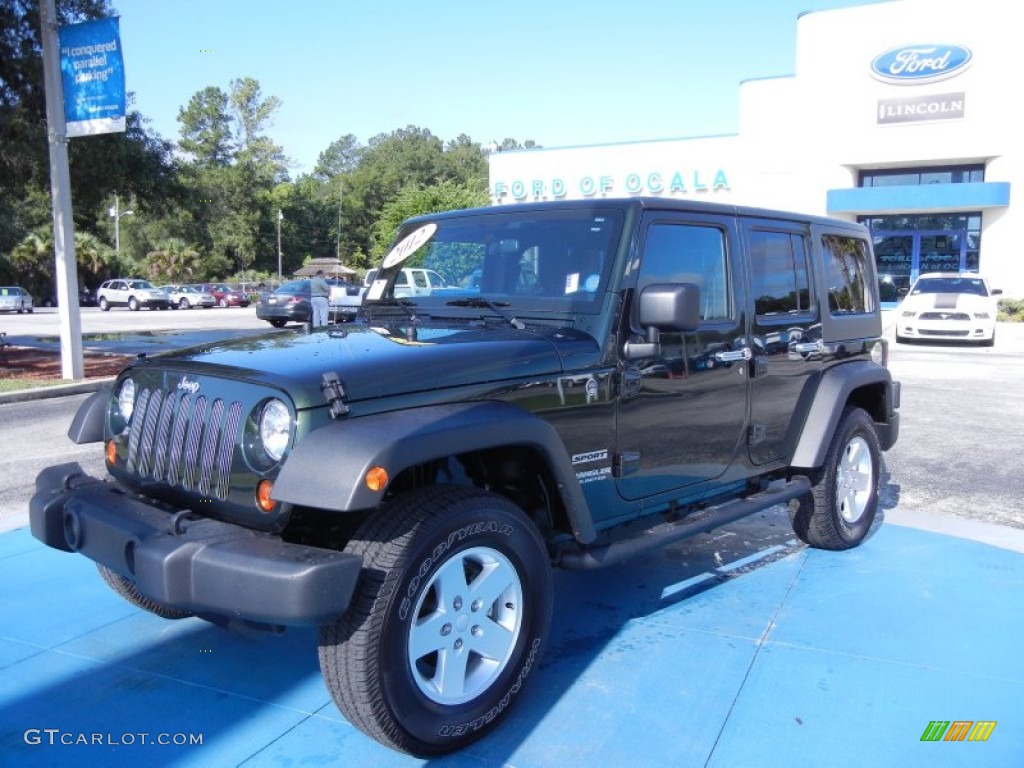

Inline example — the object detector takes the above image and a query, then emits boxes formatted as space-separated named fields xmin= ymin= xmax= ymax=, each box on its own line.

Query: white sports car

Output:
xmin=895 ymin=272 xmax=1001 ymax=346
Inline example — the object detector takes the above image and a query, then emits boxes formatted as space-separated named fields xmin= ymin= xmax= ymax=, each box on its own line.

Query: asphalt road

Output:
xmin=883 ymin=324 xmax=1024 ymax=530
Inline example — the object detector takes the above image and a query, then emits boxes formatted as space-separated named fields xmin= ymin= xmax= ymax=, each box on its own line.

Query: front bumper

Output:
xmin=30 ymin=463 xmax=362 ymax=627
xmin=899 ymin=320 xmax=995 ymax=341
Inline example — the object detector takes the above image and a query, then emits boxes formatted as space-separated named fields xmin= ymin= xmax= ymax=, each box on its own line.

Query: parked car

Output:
xmin=41 ymin=286 xmax=96 ymax=308
xmin=196 ymin=282 xmax=251 ymax=308
xmin=257 ymin=279 xmax=345 ymax=327
xmin=96 ymin=279 xmax=171 ymax=311
xmin=162 ymin=284 xmax=216 ymax=310
xmin=895 ymin=272 xmax=1001 ymax=346
xmin=0 ymin=286 xmax=34 ymax=313
xmin=255 ymin=279 xmax=314 ymax=327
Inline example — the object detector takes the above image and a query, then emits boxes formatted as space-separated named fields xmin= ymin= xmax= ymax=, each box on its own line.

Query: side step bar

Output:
xmin=556 ymin=476 xmax=811 ymax=570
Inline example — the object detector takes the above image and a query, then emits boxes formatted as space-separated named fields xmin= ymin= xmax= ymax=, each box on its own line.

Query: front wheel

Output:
xmin=219 ymin=298 xmax=228 ymax=308
xmin=791 ymin=406 xmax=881 ymax=550
xmin=96 ymin=564 xmax=192 ymax=619
xmin=319 ymin=486 xmax=552 ymax=756
xmin=179 ymin=298 xmax=190 ymax=310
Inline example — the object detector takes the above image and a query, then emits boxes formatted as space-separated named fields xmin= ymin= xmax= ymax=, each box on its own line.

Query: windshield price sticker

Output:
xmin=366 ymin=279 xmax=389 ymax=301
xmin=382 ymin=223 xmax=437 ymax=269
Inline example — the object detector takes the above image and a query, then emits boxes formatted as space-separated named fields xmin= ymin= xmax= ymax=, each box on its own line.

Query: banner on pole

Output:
xmin=58 ymin=17 xmax=126 ymax=137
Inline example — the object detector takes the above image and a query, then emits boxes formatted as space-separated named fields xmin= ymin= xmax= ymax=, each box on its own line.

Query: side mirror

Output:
xmin=992 ymin=288 xmax=1003 ymax=296
xmin=624 ymin=283 xmax=701 ymax=360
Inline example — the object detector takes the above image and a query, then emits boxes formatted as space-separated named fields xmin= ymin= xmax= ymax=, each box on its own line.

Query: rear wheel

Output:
xmin=96 ymin=564 xmax=192 ymax=619
xmin=791 ymin=407 xmax=881 ymax=550
xmin=268 ymin=318 xmax=287 ymax=328
xmin=128 ymin=296 xmax=139 ymax=311
xmin=219 ymin=298 xmax=228 ymax=308
xmin=319 ymin=486 xmax=552 ymax=756
xmin=99 ymin=297 xmax=110 ymax=311
xmin=179 ymin=298 xmax=190 ymax=310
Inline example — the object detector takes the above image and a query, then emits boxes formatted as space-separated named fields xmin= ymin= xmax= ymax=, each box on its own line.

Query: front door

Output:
xmin=614 ymin=212 xmax=748 ymax=504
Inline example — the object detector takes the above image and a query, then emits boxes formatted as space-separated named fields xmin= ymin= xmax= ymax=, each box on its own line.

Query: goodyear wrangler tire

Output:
xmin=318 ymin=486 xmax=552 ymax=756
xmin=96 ymin=564 xmax=192 ymax=620
xmin=790 ymin=406 xmax=881 ymax=550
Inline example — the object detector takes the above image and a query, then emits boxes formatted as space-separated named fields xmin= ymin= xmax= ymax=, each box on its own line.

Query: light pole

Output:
xmin=109 ymin=194 xmax=133 ymax=252
xmin=277 ymin=209 xmax=283 ymax=281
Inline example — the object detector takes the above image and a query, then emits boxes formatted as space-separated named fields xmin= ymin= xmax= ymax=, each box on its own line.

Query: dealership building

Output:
xmin=488 ymin=0 xmax=1019 ymax=302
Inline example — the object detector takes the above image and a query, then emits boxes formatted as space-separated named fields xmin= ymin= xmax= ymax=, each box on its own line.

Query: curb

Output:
xmin=0 ymin=376 xmax=113 ymax=405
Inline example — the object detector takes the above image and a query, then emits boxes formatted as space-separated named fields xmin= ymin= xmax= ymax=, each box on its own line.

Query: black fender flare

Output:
xmin=272 ymin=401 xmax=597 ymax=543
xmin=68 ymin=384 xmax=113 ymax=444
xmin=791 ymin=361 xmax=898 ymax=469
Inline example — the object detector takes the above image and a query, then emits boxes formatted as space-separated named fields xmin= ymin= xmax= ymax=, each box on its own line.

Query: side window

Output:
xmin=638 ymin=223 xmax=730 ymax=321
xmin=750 ymin=230 xmax=811 ymax=316
xmin=412 ymin=271 xmax=428 ymax=289
xmin=821 ymin=235 xmax=874 ymax=314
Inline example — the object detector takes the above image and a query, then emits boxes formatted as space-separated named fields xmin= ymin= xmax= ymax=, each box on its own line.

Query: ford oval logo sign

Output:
xmin=871 ymin=44 xmax=972 ymax=85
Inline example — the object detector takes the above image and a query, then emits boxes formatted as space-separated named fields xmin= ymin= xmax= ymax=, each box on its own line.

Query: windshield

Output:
xmin=366 ymin=207 xmax=624 ymax=315
xmin=911 ymin=277 xmax=988 ymax=296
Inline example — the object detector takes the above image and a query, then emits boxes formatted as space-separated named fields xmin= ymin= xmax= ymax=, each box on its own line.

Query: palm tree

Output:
xmin=146 ymin=239 xmax=202 ymax=283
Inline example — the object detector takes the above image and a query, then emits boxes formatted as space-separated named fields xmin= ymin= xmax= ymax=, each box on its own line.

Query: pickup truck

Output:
xmin=330 ymin=267 xmax=452 ymax=320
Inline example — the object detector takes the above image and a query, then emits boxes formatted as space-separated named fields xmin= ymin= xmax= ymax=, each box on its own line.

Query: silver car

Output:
xmin=0 ymin=286 xmax=34 ymax=313
xmin=162 ymin=284 xmax=216 ymax=310
xmin=97 ymin=279 xmax=171 ymax=311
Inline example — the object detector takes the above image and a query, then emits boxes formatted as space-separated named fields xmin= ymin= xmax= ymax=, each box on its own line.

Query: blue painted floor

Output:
xmin=2 ymin=517 xmax=1022 ymax=767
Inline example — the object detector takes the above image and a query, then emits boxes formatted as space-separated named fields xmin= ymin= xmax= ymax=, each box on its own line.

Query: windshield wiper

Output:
xmin=446 ymin=297 xmax=525 ymax=330
xmin=362 ymin=297 xmax=419 ymax=322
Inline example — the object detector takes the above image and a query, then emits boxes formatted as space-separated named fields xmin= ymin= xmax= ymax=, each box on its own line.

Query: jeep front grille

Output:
xmin=125 ymin=387 xmax=243 ymax=499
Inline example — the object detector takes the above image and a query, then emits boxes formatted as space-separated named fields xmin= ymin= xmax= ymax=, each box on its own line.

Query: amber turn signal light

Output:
xmin=365 ymin=466 xmax=388 ymax=492
xmin=256 ymin=479 xmax=276 ymax=512
xmin=105 ymin=440 xmax=117 ymax=465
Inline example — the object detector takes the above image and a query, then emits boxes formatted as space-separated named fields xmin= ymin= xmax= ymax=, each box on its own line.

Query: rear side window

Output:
xmin=821 ymin=235 xmax=874 ymax=314
xmin=750 ymin=231 xmax=811 ymax=316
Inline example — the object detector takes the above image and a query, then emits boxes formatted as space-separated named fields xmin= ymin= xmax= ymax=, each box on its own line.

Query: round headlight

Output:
xmin=258 ymin=399 xmax=292 ymax=461
xmin=116 ymin=379 xmax=136 ymax=421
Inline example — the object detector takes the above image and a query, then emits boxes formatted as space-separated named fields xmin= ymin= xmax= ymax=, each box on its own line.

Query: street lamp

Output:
xmin=277 ymin=209 xmax=283 ymax=281
xmin=109 ymin=194 xmax=133 ymax=253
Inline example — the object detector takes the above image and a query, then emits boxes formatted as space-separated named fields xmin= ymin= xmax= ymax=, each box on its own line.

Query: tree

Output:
xmin=177 ymin=86 xmax=233 ymax=165
xmin=5 ymin=227 xmax=115 ymax=297
xmin=373 ymin=180 xmax=489 ymax=255
xmin=313 ymin=134 xmax=362 ymax=180
xmin=146 ymin=238 xmax=201 ymax=284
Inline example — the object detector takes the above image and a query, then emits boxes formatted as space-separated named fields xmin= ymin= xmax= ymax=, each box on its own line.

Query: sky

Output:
xmin=111 ymin=0 xmax=895 ymax=176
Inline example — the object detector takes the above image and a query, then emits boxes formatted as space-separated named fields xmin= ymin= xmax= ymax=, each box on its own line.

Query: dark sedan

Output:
xmin=256 ymin=280 xmax=313 ymax=327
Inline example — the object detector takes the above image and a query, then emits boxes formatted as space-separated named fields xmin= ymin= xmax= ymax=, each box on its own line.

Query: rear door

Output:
xmin=613 ymin=211 xmax=749 ymax=504
xmin=742 ymin=219 xmax=822 ymax=466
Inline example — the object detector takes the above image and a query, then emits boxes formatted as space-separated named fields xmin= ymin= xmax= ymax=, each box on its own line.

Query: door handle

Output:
xmin=791 ymin=341 xmax=822 ymax=354
xmin=714 ymin=347 xmax=752 ymax=363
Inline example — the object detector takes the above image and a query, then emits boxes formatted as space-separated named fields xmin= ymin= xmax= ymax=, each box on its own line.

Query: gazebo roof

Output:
xmin=293 ymin=258 xmax=356 ymax=277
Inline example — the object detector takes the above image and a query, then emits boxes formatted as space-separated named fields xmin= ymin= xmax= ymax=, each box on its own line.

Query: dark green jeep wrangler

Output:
xmin=31 ymin=198 xmax=899 ymax=755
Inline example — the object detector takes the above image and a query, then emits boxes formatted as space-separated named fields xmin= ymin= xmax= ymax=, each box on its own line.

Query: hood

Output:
xmin=901 ymin=292 xmax=995 ymax=313
xmin=130 ymin=323 xmax=597 ymax=409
